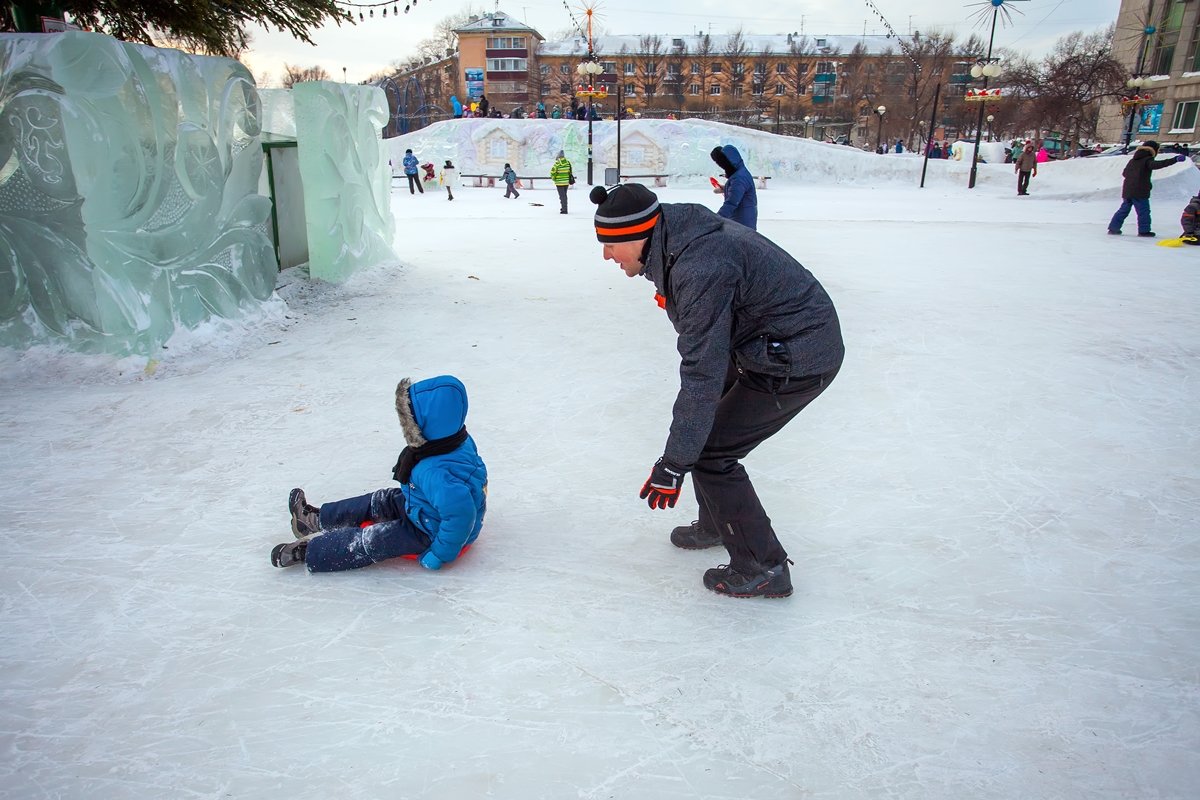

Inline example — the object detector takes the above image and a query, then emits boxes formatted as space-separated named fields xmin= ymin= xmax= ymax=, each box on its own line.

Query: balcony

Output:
xmin=812 ymin=95 xmax=832 ymax=103
xmin=814 ymin=73 xmax=837 ymax=84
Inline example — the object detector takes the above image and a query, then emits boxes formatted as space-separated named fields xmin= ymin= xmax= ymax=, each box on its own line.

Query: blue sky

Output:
xmin=243 ymin=0 xmax=1124 ymax=86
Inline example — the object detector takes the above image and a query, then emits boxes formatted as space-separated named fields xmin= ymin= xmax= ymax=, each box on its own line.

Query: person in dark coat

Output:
xmin=589 ymin=183 xmax=844 ymax=599
xmin=1108 ymin=141 xmax=1186 ymax=237
xmin=272 ymin=376 xmax=488 ymax=572
xmin=1179 ymin=189 xmax=1200 ymax=244
xmin=710 ymin=144 xmax=758 ymax=230
xmin=479 ymin=94 xmax=489 ymax=117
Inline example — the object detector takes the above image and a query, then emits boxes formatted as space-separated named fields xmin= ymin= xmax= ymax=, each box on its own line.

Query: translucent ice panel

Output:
xmin=0 ymin=32 xmax=276 ymax=356
xmin=293 ymin=81 xmax=396 ymax=283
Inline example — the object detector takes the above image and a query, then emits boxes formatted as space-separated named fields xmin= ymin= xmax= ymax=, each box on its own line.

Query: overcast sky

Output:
xmin=241 ymin=0 xmax=1123 ymax=86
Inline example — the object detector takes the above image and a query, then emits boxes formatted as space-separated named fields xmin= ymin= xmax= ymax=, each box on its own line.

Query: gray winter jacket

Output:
xmin=641 ymin=203 xmax=845 ymax=468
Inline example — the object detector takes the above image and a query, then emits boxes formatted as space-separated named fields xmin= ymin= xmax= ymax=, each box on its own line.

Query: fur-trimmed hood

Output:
xmin=395 ymin=375 xmax=470 ymax=446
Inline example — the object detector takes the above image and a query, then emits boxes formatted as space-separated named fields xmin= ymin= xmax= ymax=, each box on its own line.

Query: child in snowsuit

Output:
xmin=402 ymin=149 xmax=423 ymax=195
xmin=502 ymin=163 xmax=520 ymax=199
xmin=440 ymin=159 xmax=457 ymax=201
xmin=1180 ymin=190 xmax=1200 ymax=244
xmin=272 ymin=376 xmax=488 ymax=573
xmin=1108 ymin=141 xmax=1185 ymax=237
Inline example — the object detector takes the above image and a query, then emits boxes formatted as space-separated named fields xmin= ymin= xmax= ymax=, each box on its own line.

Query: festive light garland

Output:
xmin=335 ymin=0 xmax=429 ymax=20
xmin=862 ymin=0 xmax=921 ymax=71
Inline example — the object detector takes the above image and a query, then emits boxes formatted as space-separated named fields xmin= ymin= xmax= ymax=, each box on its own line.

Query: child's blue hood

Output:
xmin=722 ymin=145 xmax=745 ymax=169
xmin=395 ymin=375 xmax=469 ymax=444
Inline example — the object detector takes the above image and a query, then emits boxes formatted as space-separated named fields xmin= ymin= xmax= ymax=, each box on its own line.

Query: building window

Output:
xmin=709 ymin=84 xmax=721 ymax=95
xmin=691 ymin=62 xmax=701 ymax=74
xmin=645 ymin=84 xmax=657 ymax=97
xmin=797 ymin=83 xmax=807 ymax=95
xmin=816 ymin=61 xmax=835 ymax=75
xmin=560 ymin=64 xmax=571 ymax=74
xmin=1171 ymin=100 xmax=1198 ymax=131
xmin=776 ymin=63 xmax=788 ymax=74
xmin=602 ymin=61 xmax=617 ymax=74
xmin=774 ymin=84 xmax=786 ymax=95
xmin=733 ymin=86 xmax=744 ymax=97
xmin=798 ymin=64 xmax=810 ymax=75
xmin=689 ymin=83 xmax=701 ymax=95
xmin=486 ymin=36 xmax=526 ymax=49
xmin=645 ymin=60 xmax=658 ymax=73
xmin=486 ymin=58 xmax=528 ymax=71
xmin=1151 ymin=0 xmax=1186 ymax=74
xmin=711 ymin=62 xmax=723 ymax=73
xmin=816 ymin=38 xmax=827 ymax=48
xmin=733 ymin=62 xmax=744 ymax=76
xmin=560 ymin=82 xmax=571 ymax=93
xmin=625 ymin=82 xmax=636 ymax=94
xmin=624 ymin=62 xmax=636 ymax=75
xmin=540 ymin=64 xmax=550 ymax=75
xmin=666 ymin=64 xmax=680 ymax=76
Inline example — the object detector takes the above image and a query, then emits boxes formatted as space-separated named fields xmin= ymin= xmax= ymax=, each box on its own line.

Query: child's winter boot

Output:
xmin=289 ymin=488 xmax=321 ymax=538
xmin=271 ymin=540 xmax=308 ymax=568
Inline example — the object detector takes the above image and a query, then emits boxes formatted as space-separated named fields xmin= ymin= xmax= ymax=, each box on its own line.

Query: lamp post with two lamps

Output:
xmin=874 ymin=105 xmax=886 ymax=153
xmin=1121 ymin=74 xmax=1159 ymax=154
xmin=573 ymin=4 xmax=607 ymax=186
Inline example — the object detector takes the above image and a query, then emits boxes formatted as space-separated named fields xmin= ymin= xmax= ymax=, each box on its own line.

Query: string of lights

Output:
xmin=335 ymin=0 xmax=429 ymax=20
xmin=862 ymin=0 xmax=921 ymax=71
xmin=561 ymin=1 xmax=589 ymax=43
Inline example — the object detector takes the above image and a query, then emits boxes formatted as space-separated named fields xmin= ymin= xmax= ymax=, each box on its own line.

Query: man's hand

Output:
xmin=640 ymin=458 xmax=688 ymax=509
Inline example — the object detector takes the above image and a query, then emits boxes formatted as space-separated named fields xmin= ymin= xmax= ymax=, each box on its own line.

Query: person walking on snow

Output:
xmin=551 ymin=150 xmax=574 ymax=214
xmin=439 ymin=159 xmax=457 ymax=201
xmin=710 ymin=145 xmax=758 ymax=230
xmin=272 ymin=376 xmax=488 ymax=572
xmin=589 ymin=183 xmax=844 ymax=598
xmin=402 ymin=148 xmax=423 ymax=195
xmin=1108 ymin=140 xmax=1186 ymax=237
xmin=502 ymin=163 xmax=520 ymax=199
xmin=1014 ymin=141 xmax=1038 ymax=196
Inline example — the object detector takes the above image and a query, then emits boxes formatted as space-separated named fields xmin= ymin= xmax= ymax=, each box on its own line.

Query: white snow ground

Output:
xmin=2 ymin=138 xmax=1199 ymax=799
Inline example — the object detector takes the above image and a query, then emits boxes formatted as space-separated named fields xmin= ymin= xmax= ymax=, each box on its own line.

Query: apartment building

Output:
xmin=1101 ymin=0 xmax=1200 ymax=144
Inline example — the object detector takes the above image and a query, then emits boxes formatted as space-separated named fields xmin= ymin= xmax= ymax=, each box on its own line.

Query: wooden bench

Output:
xmin=621 ymin=173 xmax=669 ymax=187
xmin=461 ymin=174 xmax=554 ymax=189
xmin=756 ymin=176 xmax=772 ymax=189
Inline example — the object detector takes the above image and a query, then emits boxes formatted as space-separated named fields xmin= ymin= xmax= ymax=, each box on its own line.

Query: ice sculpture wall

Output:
xmin=0 ymin=32 xmax=275 ymax=356
xmin=292 ymin=81 xmax=396 ymax=283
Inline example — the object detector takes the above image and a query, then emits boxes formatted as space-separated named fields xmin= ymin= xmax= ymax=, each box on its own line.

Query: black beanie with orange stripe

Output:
xmin=589 ymin=184 xmax=661 ymax=243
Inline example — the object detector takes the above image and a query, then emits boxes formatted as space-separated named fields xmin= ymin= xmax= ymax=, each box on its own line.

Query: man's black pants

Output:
xmin=692 ymin=361 xmax=840 ymax=572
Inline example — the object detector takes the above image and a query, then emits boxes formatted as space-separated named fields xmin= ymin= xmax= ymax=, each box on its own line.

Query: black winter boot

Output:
xmin=703 ymin=560 xmax=793 ymax=598
xmin=670 ymin=520 xmax=722 ymax=549
xmin=271 ymin=540 xmax=308 ymax=568
xmin=289 ymin=488 xmax=321 ymax=539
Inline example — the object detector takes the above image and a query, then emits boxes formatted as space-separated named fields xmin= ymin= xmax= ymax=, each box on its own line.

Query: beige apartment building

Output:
xmin=382 ymin=10 xmax=984 ymax=145
xmin=1101 ymin=0 xmax=1200 ymax=145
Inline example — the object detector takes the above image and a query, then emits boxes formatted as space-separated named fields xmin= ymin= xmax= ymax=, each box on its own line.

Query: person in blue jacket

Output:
xmin=710 ymin=145 xmax=758 ymax=230
xmin=271 ymin=375 xmax=488 ymax=573
xmin=402 ymin=148 xmax=423 ymax=195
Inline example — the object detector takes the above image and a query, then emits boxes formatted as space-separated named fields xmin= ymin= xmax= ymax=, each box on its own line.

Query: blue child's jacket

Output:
xmin=398 ymin=376 xmax=488 ymax=567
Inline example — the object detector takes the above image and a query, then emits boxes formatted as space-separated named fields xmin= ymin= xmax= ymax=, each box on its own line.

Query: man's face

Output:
xmin=603 ymin=239 xmax=647 ymax=277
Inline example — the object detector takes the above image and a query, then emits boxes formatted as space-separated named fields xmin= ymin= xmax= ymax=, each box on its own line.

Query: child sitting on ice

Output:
xmin=1180 ymin=190 xmax=1200 ymax=245
xmin=271 ymin=375 xmax=488 ymax=572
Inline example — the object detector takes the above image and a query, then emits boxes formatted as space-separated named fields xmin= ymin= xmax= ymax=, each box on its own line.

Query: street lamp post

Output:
xmin=574 ymin=6 xmax=607 ymax=186
xmin=986 ymin=113 xmax=994 ymax=142
xmin=875 ymin=105 xmax=886 ymax=153
xmin=803 ymin=114 xmax=811 ymax=138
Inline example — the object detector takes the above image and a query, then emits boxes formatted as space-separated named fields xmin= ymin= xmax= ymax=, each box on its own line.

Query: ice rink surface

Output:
xmin=2 ymin=152 xmax=1198 ymax=798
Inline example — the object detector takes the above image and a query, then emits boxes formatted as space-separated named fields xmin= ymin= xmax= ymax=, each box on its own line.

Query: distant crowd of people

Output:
xmin=450 ymin=93 xmax=621 ymax=121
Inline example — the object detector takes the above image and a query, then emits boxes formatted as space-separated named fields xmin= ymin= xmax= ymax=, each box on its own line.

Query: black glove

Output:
xmin=639 ymin=458 xmax=687 ymax=509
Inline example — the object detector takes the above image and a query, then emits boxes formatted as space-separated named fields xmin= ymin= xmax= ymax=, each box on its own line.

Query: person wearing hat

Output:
xmin=1014 ymin=141 xmax=1038 ymax=196
xmin=1108 ymin=140 xmax=1186 ymax=237
xmin=551 ymin=150 xmax=575 ymax=214
xmin=590 ymin=183 xmax=844 ymax=598
xmin=439 ymin=159 xmax=457 ymax=201
xmin=402 ymin=148 xmax=423 ymax=195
